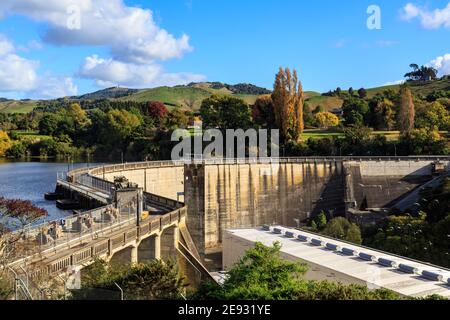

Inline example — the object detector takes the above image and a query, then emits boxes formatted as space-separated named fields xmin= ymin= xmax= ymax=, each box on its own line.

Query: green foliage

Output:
xmin=200 ymin=95 xmax=252 ymax=130
xmin=311 ymin=211 xmax=328 ymax=231
xmin=194 ymin=242 xmax=308 ymax=300
xmin=342 ymin=97 xmax=369 ymax=126
xmin=322 ymin=217 xmax=362 ymax=244
xmin=363 ymin=179 xmax=450 ymax=269
xmin=71 ymin=259 xmax=186 ymax=300
xmin=0 ymin=277 xmax=13 ymax=300
xmin=194 ymin=243 xmax=405 ymax=301
xmin=398 ymin=129 xmax=448 ymax=155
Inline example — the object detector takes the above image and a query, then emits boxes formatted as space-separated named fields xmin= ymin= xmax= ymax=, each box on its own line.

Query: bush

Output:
xmin=323 ymin=217 xmax=362 ymax=244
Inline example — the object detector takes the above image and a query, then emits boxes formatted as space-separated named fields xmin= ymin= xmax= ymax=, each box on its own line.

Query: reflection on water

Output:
xmin=0 ymin=159 xmax=105 ymax=221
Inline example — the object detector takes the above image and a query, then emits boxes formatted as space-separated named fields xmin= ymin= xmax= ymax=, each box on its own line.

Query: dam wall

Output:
xmin=184 ymin=160 xmax=345 ymax=254
xmin=100 ymin=165 xmax=184 ymax=201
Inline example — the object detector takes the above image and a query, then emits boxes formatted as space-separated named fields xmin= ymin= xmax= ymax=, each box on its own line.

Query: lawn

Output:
xmin=10 ymin=130 xmax=52 ymax=141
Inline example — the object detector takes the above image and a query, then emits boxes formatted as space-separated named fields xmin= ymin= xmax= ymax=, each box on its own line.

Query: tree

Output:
xmin=342 ymin=97 xmax=369 ymax=127
xmin=373 ymin=98 xmax=396 ymax=130
xmin=200 ymin=95 xmax=252 ymax=130
xmin=416 ymin=101 xmax=450 ymax=131
xmin=0 ymin=197 xmax=48 ymax=270
xmin=39 ymin=113 xmax=59 ymax=136
xmin=166 ymin=108 xmax=189 ymax=130
xmin=322 ymin=217 xmax=362 ymax=244
xmin=105 ymin=109 xmax=142 ymax=153
xmin=314 ymin=112 xmax=339 ymax=129
xmin=358 ymin=88 xmax=367 ymax=99
xmin=252 ymin=95 xmax=276 ymax=129
xmin=147 ymin=101 xmax=169 ymax=121
xmin=404 ymin=64 xmax=438 ymax=82
xmin=0 ymin=131 xmax=12 ymax=157
xmin=272 ymin=67 xmax=305 ymax=142
xmin=398 ymin=85 xmax=415 ymax=133
xmin=313 ymin=211 xmax=328 ymax=230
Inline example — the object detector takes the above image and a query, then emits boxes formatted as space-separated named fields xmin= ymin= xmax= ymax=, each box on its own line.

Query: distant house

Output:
xmin=188 ymin=117 xmax=203 ymax=129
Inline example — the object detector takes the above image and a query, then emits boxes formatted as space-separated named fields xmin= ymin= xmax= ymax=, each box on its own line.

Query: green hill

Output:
xmin=0 ymin=100 xmax=38 ymax=114
xmin=1 ymin=77 xmax=450 ymax=114
xmin=117 ymin=84 xmax=265 ymax=110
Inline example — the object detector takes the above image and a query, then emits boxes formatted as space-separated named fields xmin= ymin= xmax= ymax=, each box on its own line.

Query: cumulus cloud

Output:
xmin=428 ymin=53 xmax=450 ymax=76
xmin=0 ymin=35 xmax=39 ymax=92
xmin=0 ymin=0 xmax=193 ymax=63
xmin=79 ymin=55 xmax=205 ymax=88
xmin=0 ymin=34 xmax=76 ymax=98
xmin=29 ymin=76 xmax=78 ymax=99
xmin=400 ymin=2 xmax=450 ymax=29
xmin=0 ymin=0 xmax=204 ymax=91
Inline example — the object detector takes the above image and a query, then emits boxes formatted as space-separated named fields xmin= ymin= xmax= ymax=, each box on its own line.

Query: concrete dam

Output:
xmin=87 ymin=157 xmax=449 ymax=258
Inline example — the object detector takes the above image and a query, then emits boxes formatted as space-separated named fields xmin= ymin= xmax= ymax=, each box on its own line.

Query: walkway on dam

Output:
xmin=224 ymin=226 xmax=450 ymax=298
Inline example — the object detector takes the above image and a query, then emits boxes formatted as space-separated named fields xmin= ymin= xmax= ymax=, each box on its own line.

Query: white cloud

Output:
xmin=383 ymin=80 xmax=406 ymax=86
xmin=428 ymin=53 xmax=450 ymax=76
xmin=0 ymin=0 xmax=193 ymax=63
xmin=400 ymin=2 xmax=450 ymax=29
xmin=0 ymin=34 xmax=76 ymax=98
xmin=29 ymin=76 xmax=78 ymax=99
xmin=0 ymin=34 xmax=14 ymax=55
xmin=79 ymin=55 xmax=206 ymax=88
xmin=0 ymin=1 xmax=204 ymax=96
xmin=0 ymin=35 xmax=39 ymax=92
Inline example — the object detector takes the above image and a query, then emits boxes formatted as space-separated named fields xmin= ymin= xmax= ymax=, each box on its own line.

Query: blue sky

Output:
xmin=0 ymin=0 xmax=449 ymax=99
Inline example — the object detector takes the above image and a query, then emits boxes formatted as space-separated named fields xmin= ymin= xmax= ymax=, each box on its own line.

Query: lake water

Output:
xmin=0 ymin=160 xmax=104 ymax=221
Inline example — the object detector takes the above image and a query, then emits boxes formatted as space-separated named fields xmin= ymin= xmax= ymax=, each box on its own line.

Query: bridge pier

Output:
xmin=138 ymin=234 xmax=161 ymax=262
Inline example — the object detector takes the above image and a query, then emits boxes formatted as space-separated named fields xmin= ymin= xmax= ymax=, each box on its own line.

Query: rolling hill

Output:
xmin=1 ymin=77 xmax=449 ymax=114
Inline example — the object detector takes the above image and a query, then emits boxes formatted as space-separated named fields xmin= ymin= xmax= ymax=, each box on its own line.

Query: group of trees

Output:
xmin=71 ymin=259 xmax=186 ymax=300
xmin=404 ymin=64 xmax=438 ymax=82
xmin=0 ymin=100 xmax=193 ymax=161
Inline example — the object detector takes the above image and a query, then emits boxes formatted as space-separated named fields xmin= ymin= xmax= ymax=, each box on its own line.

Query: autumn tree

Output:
xmin=0 ymin=197 xmax=48 ymax=273
xmin=272 ymin=67 xmax=304 ymax=142
xmin=398 ymin=85 xmax=415 ymax=133
xmin=314 ymin=112 xmax=339 ymax=129
xmin=0 ymin=131 xmax=12 ymax=157
xmin=147 ymin=101 xmax=169 ymax=120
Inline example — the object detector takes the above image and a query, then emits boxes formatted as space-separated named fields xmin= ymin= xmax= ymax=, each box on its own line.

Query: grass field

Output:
xmin=0 ymin=100 xmax=38 ymax=114
xmin=10 ymin=130 xmax=52 ymax=141
xmin=302 ymin=129 xmax=449 ymax=142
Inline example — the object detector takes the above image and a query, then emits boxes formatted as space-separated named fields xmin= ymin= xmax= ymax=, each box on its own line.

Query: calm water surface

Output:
xmin=0 ymin=160 xmax=104 ymax=221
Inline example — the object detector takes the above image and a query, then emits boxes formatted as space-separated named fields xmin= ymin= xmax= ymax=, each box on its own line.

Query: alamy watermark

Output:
xmin=171 ymin=128 xmax=280 ymax=162
xmin=67 ymin=5 xmax=82 ymax=30
xmin=367 ymin=5 xmax=382 ymax=30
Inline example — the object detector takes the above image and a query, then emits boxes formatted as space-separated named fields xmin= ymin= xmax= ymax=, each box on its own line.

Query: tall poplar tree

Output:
xmin=272 ymin=67 xmax=304 ymax=142
xmin=399 ymin=85 xmax=415 ymax=133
